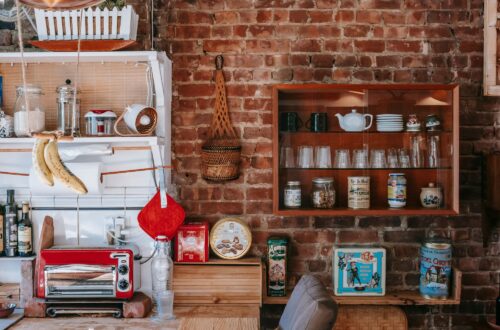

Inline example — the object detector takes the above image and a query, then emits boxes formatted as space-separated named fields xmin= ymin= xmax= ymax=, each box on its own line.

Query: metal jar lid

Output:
xmin=56 ymin=79 xmax=80 ymax=99
xmin=286 ymin=181 xmax=301 ymax=186
xmin=389 ymin=173 xmax=405 ymax=176
xmin=312 ymin=177 xmax=334 ymax=184
xmin=423 ymin=237 xmax=451 ymax=249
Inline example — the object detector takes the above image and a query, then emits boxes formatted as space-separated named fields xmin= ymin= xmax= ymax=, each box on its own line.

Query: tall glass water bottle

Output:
xmin=151 ymin=235 xmax=174 ymax=320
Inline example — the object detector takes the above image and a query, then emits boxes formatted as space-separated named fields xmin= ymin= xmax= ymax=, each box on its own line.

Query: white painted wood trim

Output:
xmin=484 ymin=0 xmax=499 ymax=96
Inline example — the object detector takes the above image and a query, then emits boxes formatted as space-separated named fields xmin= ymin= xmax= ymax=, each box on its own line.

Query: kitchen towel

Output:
xmin=29 ymin=162 xmax=103 ymax=195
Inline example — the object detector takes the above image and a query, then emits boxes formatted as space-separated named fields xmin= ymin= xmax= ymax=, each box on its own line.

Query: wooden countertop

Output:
xmin=12 ymin=305 xmax=260 ymax=330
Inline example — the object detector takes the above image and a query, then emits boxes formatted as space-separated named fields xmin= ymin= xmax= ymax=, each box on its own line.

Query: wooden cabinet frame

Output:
xmin=272 ymin=84 xmax=459 ymax=217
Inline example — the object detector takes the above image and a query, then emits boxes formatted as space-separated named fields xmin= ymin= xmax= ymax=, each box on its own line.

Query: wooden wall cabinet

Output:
xmin=272 ymin=84 xmax=459 ymax=216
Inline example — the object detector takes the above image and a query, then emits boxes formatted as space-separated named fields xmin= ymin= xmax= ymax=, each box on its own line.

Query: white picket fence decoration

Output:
xmin=34 ymin=6 xmax=138 ymax=41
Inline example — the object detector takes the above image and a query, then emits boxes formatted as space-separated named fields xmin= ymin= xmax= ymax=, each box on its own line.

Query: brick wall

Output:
xmin=5 ymin=1 xmax=496 ymax=329
xmin=155 ymin=1 xmax=500 ymax=328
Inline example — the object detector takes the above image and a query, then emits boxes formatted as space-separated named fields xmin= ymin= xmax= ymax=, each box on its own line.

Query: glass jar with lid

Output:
xmin=311 ymin=177 xmax=335 ymax=208
xmin=57 ymin=79 xmax=80 ymax=136
xmin=284 ymin=181 xmax=301 ymax=208
xmin=14 ymin=84 xmax=46 ymax=137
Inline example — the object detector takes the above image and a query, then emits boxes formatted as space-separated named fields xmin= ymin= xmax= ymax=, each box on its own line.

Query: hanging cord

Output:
xmin=76 ymin=195 xmax=80 ymax=245
xmin=15 ymin=0 xmax=30 ymax=136
xmin=71 ymin=9 xmax=83 ymax=137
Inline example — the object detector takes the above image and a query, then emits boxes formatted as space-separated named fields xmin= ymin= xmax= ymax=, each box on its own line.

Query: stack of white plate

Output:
xmin=376 ymin=114 xmax=403 ymax=132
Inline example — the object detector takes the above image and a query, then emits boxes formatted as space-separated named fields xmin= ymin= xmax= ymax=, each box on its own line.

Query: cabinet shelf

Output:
xmin=273 ymin=84 xmax=459 ymax=217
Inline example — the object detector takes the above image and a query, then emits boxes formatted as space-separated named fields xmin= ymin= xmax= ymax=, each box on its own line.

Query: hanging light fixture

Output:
xmin=17 ymin=0 xmax=104 ymax=10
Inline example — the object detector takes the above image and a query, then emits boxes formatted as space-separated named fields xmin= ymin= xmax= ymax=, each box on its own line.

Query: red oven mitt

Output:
xmin=138 ymin=190 xmax=186 ymax=240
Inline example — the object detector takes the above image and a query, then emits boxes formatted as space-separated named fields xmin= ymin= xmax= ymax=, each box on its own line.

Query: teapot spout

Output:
xmin=335 ymin=113 xmax=344 ymax=129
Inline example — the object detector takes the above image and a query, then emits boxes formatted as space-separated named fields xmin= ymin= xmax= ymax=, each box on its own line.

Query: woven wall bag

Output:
xmin=201 ymin=55 xmax=241 ymax=182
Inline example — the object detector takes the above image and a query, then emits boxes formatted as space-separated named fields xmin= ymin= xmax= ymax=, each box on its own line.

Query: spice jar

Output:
xmin=284 ymin=181 xmax=301 ymax=208
xmin=84 ymin=110 xmax=117 ymax=136
xmin=311 ymin=177 xmax=335 ymax=208
xmin=387 ymin=173 xmax=407 ymax=208
xmin=57 ymin=79 xmax=80 ymax=136
xmin=14 ymin=84 xmax=46 ymax=137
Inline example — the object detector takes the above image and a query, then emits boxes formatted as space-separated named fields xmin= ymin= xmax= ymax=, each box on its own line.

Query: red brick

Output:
xmin=356 ymin=11 xmax=382 ymax=23
xmin=354 ymin=40 xmax=385 ymax=52
xmin=256 ymin=10 xmax=273 ymax=22
xmin=309 ymin=10 xmax=333 ymax=23
xmin=175 ymin=26 xmax=211 ymax=39
xmin=335 ymin=10 xmax=354 ymax=22
xmin=324 ymin=40 xmax=353 ymax=52
xmin=386 ymin=40 xmax=421 ymax=52
xmin=343 ymin=24 xmax=371 ymax=37
xmin=289 ymin=10 xmax=309 ymax=23
xmin=249 ymin=25 xmax=274 ymax=37
xmin=359 ymin=0 xmax=401 ymax=9
xmin=291 ymin=39 xmax=322 ymax=52
xmin=203 ymin=40 xmax=243 ymax=53
xmin=311 ymin=54 xmax=335 ymax=68
xmin=338 ymin=230 xmax=379 ymax=243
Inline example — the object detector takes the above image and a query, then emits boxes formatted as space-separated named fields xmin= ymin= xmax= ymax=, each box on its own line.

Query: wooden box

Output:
xmin=173 ymin=258 xmax=262 ymax=306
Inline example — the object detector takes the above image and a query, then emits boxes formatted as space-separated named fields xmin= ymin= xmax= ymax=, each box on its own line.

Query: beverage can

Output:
xmin=419 ymin=238 xmax=452 ymax=299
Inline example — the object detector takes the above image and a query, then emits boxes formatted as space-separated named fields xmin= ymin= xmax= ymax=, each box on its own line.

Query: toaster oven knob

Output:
xmin=118 ymin=279 xmax=129 ymax=291
xmin=118 ymin=264 xmax=129 ymax=275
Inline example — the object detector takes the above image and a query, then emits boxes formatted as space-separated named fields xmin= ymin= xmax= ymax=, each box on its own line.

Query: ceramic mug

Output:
xmin=280 ymin=112 xmax=302 ymax=132
xmin=305 ymin=112 xmax=328 ymax=132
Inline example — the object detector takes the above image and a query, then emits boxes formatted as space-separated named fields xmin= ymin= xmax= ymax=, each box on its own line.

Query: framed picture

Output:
xmin=333 ymin=247 xmax=386 ymax=296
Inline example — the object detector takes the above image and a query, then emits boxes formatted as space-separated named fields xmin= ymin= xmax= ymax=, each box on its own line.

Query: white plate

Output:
xmin=377 ymin=128 xmax=404 ymax=132
xmin=377 ymin=114 xmax=403 ymax=117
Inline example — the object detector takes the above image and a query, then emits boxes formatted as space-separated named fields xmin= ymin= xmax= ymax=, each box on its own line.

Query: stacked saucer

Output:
xmin=376 ymin=114 xmax=403 ymax=132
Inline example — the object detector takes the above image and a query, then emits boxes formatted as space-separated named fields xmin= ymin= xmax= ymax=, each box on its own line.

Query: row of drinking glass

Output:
xmin=280 ymin=146 xmax=418 ymax=169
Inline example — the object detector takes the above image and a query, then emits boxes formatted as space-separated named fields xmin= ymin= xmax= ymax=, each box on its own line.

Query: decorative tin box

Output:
xmin=267 ymin=237 xmax=288 ymax=297
xmin=175 ymin=221 xmax=209 ymax=262
xmin=333 ymin=247 xmax=386 ymax=296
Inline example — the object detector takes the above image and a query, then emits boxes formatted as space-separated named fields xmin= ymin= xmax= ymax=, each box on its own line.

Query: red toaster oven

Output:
xmin=37 ymin=246 xmax=141 ymax=299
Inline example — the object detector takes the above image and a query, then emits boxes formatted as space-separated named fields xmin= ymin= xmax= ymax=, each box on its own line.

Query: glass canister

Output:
xmin=311 ymin=177 xmax=335 ymax=208
xmin=13 ymin=84 xmax=46 ymax=137
xmin=84 ymin=110 xmax=117 ymax=136
xmin=57 ymin=79 xmax=80 ymax=136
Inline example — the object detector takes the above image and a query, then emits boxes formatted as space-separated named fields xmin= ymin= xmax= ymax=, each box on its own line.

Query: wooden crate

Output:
xmin=173 ymin=258 xmax=262 ymax=306
xmin=0 ymin=283 xmax=20 ymax=305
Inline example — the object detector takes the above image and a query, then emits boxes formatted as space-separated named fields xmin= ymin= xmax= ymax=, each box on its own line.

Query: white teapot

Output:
xmin=335 ymin=109 xmax=373 ymax=132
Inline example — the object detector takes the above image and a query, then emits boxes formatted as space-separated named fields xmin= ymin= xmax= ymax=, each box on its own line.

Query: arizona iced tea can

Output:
xmin=419 ymin=237 xmax=452 ymax=299
xmin=267 ymin=237 xmax=288 ymax=297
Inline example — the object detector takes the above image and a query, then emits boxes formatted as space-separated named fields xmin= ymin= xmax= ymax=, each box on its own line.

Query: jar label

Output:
xmin=284 ymin=189 xmax=301 ymax=207
xmin=388 ymin=179 xmax=406 ymax=207
xmin=18 ymin=226 xmax=32 ymax=253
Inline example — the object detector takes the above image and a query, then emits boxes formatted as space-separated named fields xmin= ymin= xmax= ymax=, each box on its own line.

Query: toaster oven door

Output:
xmin=45 ymin=264 xmax=116 ymax=298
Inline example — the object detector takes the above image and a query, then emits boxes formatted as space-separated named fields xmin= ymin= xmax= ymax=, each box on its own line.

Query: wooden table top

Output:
xmin=11 ymin=306 xmax=260 ymax=330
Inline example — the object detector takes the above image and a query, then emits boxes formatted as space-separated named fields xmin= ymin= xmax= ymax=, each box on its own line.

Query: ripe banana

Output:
xmin=44 ymin=139 xmax=88 ymax=194
xmin=32 ymin=138 xmax=54 ymax=186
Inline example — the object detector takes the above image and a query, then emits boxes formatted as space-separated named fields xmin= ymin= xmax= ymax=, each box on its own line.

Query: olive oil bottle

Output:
xmin=18 ymin=201 xmax=32 ymax=257
xmin=4 ymin=190 xmax=17 ymax=257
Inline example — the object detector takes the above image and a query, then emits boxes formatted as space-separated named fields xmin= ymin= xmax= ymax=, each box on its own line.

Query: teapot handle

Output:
xmin=363 ymin=114 xmax=373 ymax=130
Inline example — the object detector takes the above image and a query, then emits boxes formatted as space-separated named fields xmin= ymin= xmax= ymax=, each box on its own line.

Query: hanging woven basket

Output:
xmin=201 ymin=55 xmax=241 ymax=182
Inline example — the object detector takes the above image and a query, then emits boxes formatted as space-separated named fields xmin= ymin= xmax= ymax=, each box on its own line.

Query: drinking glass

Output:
xmin=352 ymin=149 xmax=369 ymax=168
xmin=410 ymin=135 xmax=424 ymax=168
xmin=154 ymin=290 xmax=175 ymax=321
xmin=297 ymin=145 xmax=315 ymax=168
xmin=280 ymin=146 xmax=295 ymax=168
xmin=398 ymin=149 xmax=411 ymax=168
xmin=427 ymin=135 xmax=440 ymax=168
xmin=334 ymin=149 xmax=351 ymax=168
xmin=370 ymin=149 xmax=386 ymax=168
xmin=387 ymin=148 xmax=399 ymax=168
xmin=314 ymin=146 xmax=332 ymax=168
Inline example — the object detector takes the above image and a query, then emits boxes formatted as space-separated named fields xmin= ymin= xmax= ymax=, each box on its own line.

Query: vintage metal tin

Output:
xmin=267 ymin=237 xmax=288 ymax=297
xmin=348 ymin=176 xmax=370 ymax=209
xmin=175 ymin=221 xmax=209 ymax=263
xmin=209 ymin=218 xmax=252 ymax=260
xmin=419 ymin=238 xmax=452 ymax=299
xmin=387 ymin=173 xmax=407 ymax=208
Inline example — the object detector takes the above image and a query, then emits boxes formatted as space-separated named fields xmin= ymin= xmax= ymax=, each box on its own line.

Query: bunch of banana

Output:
xmin=32 ymin=134 xmax=88 ymax=194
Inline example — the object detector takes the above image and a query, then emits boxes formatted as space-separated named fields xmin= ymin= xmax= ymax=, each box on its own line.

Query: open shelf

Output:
xmin=0 ymin=136 xmax=164 ymax=145
xmin=273 ymin=84 xmax=459 ymax=217
xmin=264 ymin=268 xmax=462 ymax=306
xmin=0 ymin=255 xmax=36 ymax=261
